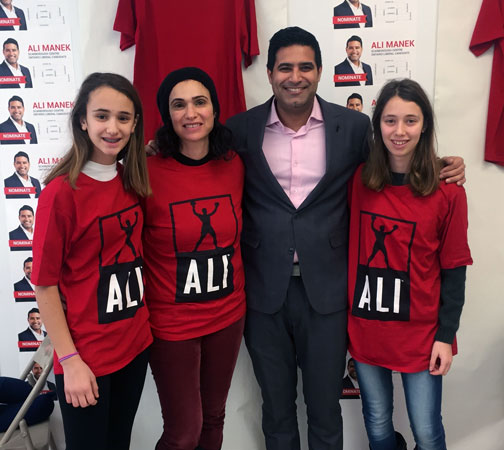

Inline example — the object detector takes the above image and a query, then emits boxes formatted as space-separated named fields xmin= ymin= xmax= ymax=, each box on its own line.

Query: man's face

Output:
xmin=348 ymin=359 xmax=357 ymax=381
xmin=267 ymin=45 xmax=322 ymax=118
xmin=19 ymin=209 xmax=33 ymax=230
xmin=14 ymin=156 xmax=30 ymax=177
xmin=347 ymin=98 xmax=363 ymax=112
xmin=9 ymin=100 xmax=24 ymax=122
xmin=23 ymin=261 xmax=32 ymax=280
xmin=32 ymin=362 xmax=43 ymax=380
xmin=3 ymin=43 xmax=19 ymax=65
xmin=28 ymin=313 xmax=41 ymax=332
xmin=1 ymin=1 xmax=13 ymax=9
xmin=346 ymin=40 xmax=362 ymax=64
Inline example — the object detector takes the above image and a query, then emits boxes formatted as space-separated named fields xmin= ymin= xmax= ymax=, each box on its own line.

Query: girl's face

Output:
xmin=380 ymin=95 xmax=424 ymax=173
xmin=81 ymin=86 xmax=137 ymax=165
xmin=168 ymin=80 xmax=214 ymax=148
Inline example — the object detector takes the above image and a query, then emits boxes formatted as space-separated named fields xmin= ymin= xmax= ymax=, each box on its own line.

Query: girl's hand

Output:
xmin=429 ymin=341 xmax=453 ymax=376
xmin=61 ymin=356 xmax=99 ymax=407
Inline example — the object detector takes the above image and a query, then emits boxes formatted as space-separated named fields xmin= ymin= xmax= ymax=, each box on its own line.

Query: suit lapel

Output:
xmin=297 ymin=97 xmax=343 ymax=211
xmin=247 ymin=99 xmax=296 ymax=209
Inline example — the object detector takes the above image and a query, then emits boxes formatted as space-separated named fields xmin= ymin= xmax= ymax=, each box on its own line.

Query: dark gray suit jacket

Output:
xmin=0 ymin=61 xmax=33 ymax=88
xmin=4 ymin=172 xmax=41 ymax=198
xmin=227 ymin=96 xmax=370 ymax=314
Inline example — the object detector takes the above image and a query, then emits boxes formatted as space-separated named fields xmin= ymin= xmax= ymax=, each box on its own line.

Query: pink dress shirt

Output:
xmin=262 ymin=98 xmax=326 ymax=262
xmin=262 ymin=97 xmax=326 ymax=209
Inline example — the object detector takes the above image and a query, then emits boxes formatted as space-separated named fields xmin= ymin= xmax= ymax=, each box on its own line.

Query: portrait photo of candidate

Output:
xmin=4 ymin=151 xmax=41 ymax=199
xmin=340 ymin=357 xmax=360 ymax=399
xmin=334 ymin=35 xmax=373 ymax=86
xmin=346 ymin=92 xmax=363 ymax=112
xmin=18 ymin=308 xmax=47 ymax=351
xmin=0 ymin=95 xmax=37 ymax=144
xmin=334 ymin=0 xmax=373 ymax=29
xmin=13 ymin=256 xmax=34 ymax=293
xmin=0 ymin=38 xmax=32 ymax=88
xmin=0 ymin=0 xmax=26 ymax=31
xmin=27 ymin=362 xmax=56 ymax=395
xmin=9 ymin=204 xmax=34 ymax=251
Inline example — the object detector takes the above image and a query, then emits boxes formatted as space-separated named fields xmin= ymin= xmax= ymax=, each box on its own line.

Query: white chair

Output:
xmin=0 ymin=337 xmax=57 ymax=450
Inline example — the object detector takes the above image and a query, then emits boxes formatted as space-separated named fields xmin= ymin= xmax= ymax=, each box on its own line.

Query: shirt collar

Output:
xmin=266 ymin=97 xmax=323 ymax=130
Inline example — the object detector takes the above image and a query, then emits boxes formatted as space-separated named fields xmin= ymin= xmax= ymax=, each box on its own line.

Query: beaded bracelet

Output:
xmin=58 ymin=351 xmax=79 ymax=364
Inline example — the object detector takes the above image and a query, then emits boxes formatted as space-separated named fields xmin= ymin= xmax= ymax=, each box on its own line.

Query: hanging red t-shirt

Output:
xmin=142 ymin=152 xmax=246 ymax=341
xmin=31 ymin=170 xmax=152 ymax=376
xmin=470 ymin=0 xmax=504 ymax=166
xmin=347 ymin=165 xmax=473 ymax=373
xmin=113 ymin=0 xmax=259 ymax=142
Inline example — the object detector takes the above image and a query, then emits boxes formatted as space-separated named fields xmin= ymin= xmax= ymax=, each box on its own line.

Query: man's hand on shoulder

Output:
xmin=145 ymin=140 xmax=159 ymax=156
xmin=440 ymin=156 xmax=466 ymax=186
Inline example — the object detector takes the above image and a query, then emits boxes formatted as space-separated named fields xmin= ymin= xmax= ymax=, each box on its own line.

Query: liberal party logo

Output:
xmin=97 ymin=203 xmax=145 ymax=324
xmin=170 ymin=195 xmax=237 ymax=303
xmin=352 ymin=211 xmax=416 ymax=321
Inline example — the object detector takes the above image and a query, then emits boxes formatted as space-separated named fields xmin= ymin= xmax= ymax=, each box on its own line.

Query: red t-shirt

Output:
xmin=113 ymin=0 xmax=259 ymax=142
xmin=142 ymin=153 xmax=246 ymax=341
xmin=31 ymin=170 xmax=152 ymax=376
xmin=470 ymin=0 xmax=504 ymax=166
xmin=347 ymin=165 xmax=473 ymax=373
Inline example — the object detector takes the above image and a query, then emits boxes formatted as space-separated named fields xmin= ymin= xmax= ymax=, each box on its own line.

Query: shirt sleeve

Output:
xmin=31 ymin=181 xmax=74 ymax=286
xmin=240 ymin=0 xmax=259 ymax=67
xmin=113 ymin=0 xmax=137 ymax=51
xmin=469 ymin=0 xmax=504 ymax=56
xmin=435 ymin=266 xmax=467 ymax=343
xmin=438 ymin=185 xmax=473 ymax=270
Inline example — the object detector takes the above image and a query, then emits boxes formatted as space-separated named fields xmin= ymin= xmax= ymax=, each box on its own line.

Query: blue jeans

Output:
xmin=354 ymin=360 xmax=446 ymax=450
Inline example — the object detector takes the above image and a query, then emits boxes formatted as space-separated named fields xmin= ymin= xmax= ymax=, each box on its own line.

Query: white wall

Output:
xmin=66 ymin=0 xmax=503 ymax=448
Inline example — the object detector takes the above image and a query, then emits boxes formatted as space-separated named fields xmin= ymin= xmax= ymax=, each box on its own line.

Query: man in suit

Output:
xmin=9 ymin=204 xmax=34 ymax=251
xmin=227 ymin=26 xmax=465 ymax=450
xmin=334 ymin=35 xmax=373 ymax=86
xmin=27 ymin=362 xmax=57 ymax=395
xmin=0 ymin=38 xmax=32 ymax=88
xmin=227 ymin=27 xmax=370 ymax=450
xmin=0 ymin=95 xmax=37 ymax=144
xmin=14 ymin=256 xmax=34 ymax=293
xmin=18 ymin=308 xmax=47 ymax=342
xmin=4 ymin=151 xmax=42 ymax=198
xmin=333 ymin=0 xmax=373 ymax=29
xmin=341 ymin=358 xmax=360 ymax=399
xmin=0 ymin=0 xmax=27 ymax=31
xmin=346 ymin=92 xmax=363 ymax=112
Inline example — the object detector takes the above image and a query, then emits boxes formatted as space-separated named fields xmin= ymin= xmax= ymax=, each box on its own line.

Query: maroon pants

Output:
xmin=150 ymin=316 xmax=245 ymax=450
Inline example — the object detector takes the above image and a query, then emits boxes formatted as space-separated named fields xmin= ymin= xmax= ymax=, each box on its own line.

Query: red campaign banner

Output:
xmin=9 ymin=239 xmax=32 ymax=247
xmin=0 ymin=132 xmax=31 ymax=140
xmin=4 ymin=187 xmax=36 ymax=195
xmin=0 ymin=76 xmax=26 ymax=85
xmin=0 ymin=18 xmax=21 ymax=26
xmin=333 ymin=15 xmax=367 ymax=25
xmin=14 ymin=290 xmax=36 ymax=299
xmin=334 ymin=73 xmax=368 ymax=82
xmin=18 ymin=340 xmax=41 ymax=349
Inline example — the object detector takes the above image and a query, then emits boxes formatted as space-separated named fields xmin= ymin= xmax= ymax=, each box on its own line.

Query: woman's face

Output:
xmin=168 ymin=80 xmax=214 ymax=148
xmin=380 ymin=95 xmax=424 ymax=172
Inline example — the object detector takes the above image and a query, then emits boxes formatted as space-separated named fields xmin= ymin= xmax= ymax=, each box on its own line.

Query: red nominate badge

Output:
xmin=18 ymin=340 xmax=41 ymax=349
xmin=9 ymin=239 xmax=32 ymax=248
xmin=0 ymin=76 xmax=26 ymax=85
xmin=4 ymin=187 xmax=36 ymax=196
xmin=14 ymin=291 xmax=36 ymax=301
xmin=0 ymin=18 xmax=21 ymax=26
xmin=333 ymin=15 xmax=367 ymax=25
xmin=0 ymin=132 xmax=31 ymax=140
xmin=334 ymin=73 xmax=367 ymax=83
